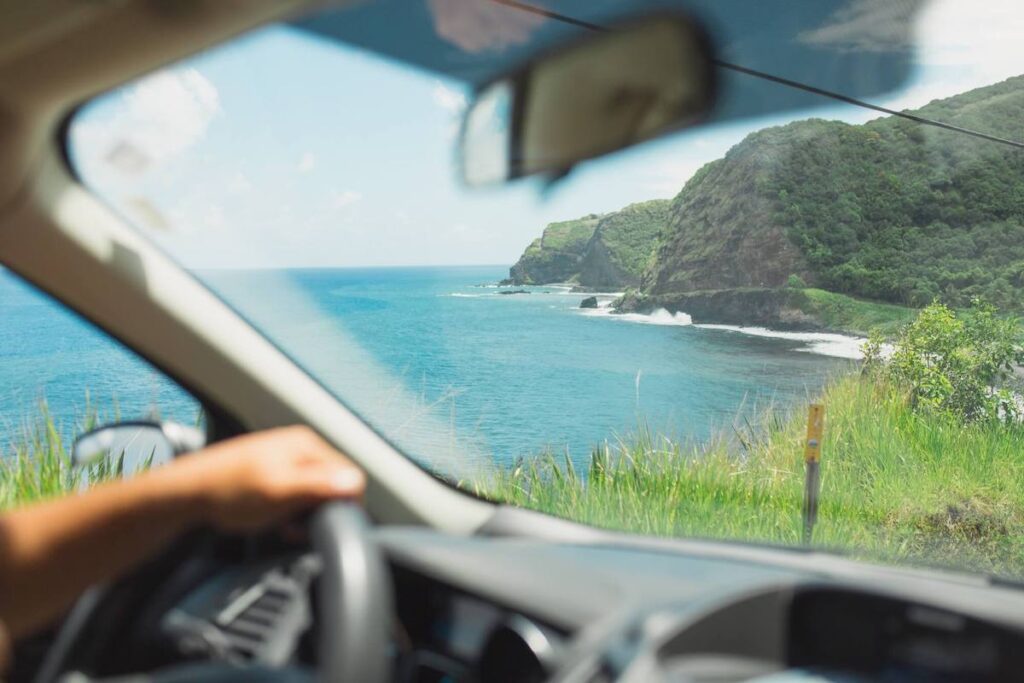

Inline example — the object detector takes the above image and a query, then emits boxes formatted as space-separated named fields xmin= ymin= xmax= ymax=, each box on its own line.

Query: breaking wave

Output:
xmin=696 ymin=324 xmax=867 ymax=359
xmin=580 ymin=306 xmax=693 ymax=326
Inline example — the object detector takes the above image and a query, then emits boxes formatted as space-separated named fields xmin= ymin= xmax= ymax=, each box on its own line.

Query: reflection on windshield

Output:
xmin=426 ymin=0 xmax=545 ymax=54
xmin=64 ymin=1 xmax=1024 ymax=578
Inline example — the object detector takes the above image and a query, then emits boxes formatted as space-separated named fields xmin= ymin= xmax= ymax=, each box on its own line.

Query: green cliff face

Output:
xmin=506 ymin=201 xmax=669 ymax=287
xmin=507 ymin=214 xmax=601 ymax=285
xmin=577 ymin=200 xmax=669 ymax=289
xmin=645 ymin=75 xmax=1024 ymax=311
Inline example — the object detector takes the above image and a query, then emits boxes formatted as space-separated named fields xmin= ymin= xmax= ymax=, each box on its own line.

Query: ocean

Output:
xmin=1 ymin=266 xmax=855 ymax=470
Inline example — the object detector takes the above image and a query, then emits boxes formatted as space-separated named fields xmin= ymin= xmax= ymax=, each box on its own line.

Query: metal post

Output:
xmin=803 ymin=404 xmax=824 ymax=545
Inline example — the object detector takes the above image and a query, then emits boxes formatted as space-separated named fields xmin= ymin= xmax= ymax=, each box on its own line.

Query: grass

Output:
xmin=474 ymin=374 xmax=1024 ymax=578
xmin=6 ymin=376 xmax=1024 ymax=578
xmin=792 ymin=288 xmax=919 ymax=337
xmin=538 ymin=215 xmax=601 ymax=252
xmin=0 ymin=402 xmax=141 ymax=510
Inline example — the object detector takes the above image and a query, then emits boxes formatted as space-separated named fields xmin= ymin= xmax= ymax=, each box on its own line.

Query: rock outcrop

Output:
xmin=506 ymin=201 xmax=668 ymax=288
xmin=506 ymin=215 xmax=601 ymax=285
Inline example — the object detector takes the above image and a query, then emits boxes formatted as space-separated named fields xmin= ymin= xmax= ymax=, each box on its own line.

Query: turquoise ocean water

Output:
xmin=1 ymin=266 xmax=851 ymax=469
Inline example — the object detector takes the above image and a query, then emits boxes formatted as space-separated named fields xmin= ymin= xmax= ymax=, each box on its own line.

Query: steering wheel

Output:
xmin=310 ymin=502 xmax=393 ymax=683
xmin=34 ymin=502 xmax=393 ymax=683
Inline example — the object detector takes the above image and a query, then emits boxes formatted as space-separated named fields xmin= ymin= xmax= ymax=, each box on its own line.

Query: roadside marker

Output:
xmin=803 ymin=404 xmax=824 ymax=545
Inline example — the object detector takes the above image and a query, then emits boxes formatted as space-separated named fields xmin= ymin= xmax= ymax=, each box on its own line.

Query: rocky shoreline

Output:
xmin=612 ymin=287 xmax=826 ymax=330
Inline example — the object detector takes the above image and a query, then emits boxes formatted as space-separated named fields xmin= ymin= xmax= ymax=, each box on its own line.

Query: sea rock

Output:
xmin=498 ymin=289 xmax=530 ymax=296
xmin=579 ymin=296 xmax=599 ymax=309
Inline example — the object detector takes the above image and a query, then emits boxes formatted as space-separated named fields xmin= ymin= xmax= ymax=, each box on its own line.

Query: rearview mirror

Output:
xmin=459 ymin=14 xmax=716 ymax=186
xmin=72 ymin=421 xmax=206 ymax=470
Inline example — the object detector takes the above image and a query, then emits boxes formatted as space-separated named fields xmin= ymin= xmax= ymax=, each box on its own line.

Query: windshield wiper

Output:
xmin=492 ymin=0 xmax=1024 ymax=151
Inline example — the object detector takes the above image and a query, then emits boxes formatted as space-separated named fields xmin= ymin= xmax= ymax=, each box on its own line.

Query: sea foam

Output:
xmin=695 ymin=324 xmax=867 ymax=359
xmin=581 ymin=305 xmax=869 ymax=358
xmin=580 ymin=306 xmax=693 ymax=326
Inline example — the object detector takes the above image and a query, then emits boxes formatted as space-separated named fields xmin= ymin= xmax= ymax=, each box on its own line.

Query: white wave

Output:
xmin=580 ymin=306 xmax=871 ymax=358
xmin=580 ymin=306 xmax=693 ymax=326
xmin=695 ymin=324 xmax=867 ymax=359
xmin=522 ymin=288 xmax=626 ymax=297
xmin=445 ymin=292 xmax=486 ymax=298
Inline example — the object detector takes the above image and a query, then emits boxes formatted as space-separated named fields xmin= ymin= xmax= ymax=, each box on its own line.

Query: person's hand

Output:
xmin=167 ymin=425 xmax=366 ymax=533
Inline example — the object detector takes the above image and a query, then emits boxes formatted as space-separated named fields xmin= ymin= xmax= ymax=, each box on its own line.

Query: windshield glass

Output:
xmin=67 ymin=0 xmax=1024 ymax=577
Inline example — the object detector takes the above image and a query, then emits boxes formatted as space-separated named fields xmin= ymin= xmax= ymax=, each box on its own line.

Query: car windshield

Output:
xmin=66 ymin=1 xmax=1024 ymax=577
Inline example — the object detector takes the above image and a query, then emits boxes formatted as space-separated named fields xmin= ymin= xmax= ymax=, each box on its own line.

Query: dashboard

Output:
xmin=150 ymin=550 xmax=564 ymax=683
xmin=72 ymin=523 xmax=1024 ymax=683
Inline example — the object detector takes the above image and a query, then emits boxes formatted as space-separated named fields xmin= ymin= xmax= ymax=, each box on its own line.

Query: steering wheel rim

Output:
xmin=311 ymin=501 xmax=393 ymax=683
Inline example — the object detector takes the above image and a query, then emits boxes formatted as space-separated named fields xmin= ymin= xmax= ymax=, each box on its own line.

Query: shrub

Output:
xmin=786 ymin=273 xmax=807 ymax=289
xmin=866 ymin=300 xmax=1024 ymax=423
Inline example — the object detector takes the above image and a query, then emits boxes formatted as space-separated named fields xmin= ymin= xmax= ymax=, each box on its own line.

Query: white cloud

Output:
xmin=297 ymin=152 xmax=316 ymax=173
xmin=331 ymin=190 xmax=362 ymax=209
xmin=432 ymin=81 xmax=467 ymax=114
xmin=73 ymin=68 xmax=221 ymax=175
xmin=869 ymin=0 xmax=1024 ymax=113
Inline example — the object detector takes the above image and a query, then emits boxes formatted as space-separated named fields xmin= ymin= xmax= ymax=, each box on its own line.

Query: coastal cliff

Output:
xmin=507 ymin=75 xmax=1024 ymax=332
xmin=505 ymin=200 xmax=668 ymax=288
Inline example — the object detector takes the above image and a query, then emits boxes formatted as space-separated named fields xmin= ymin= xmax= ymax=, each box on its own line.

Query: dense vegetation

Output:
xmin=506 ymin=214 xmax=601 ymax=285
xmin=794 ymin=288 xmax=917 ymax=337
xmin=770 ymin=113 xmax=1024 ymax=309
xmin=480 ymin=304 xmax=1024 ymax=576
xmin=506 ymin=201 xmax=668 ymax=288
xmin=577 ymin=200 xmax=669 ymax=288
xmin=864 ymin=300 xmax=1024 ymax=423
xmin=646 ymin=75 xmax=1024 ymax=310
xmin=509 ymin=75 xmax=1024 ymax=322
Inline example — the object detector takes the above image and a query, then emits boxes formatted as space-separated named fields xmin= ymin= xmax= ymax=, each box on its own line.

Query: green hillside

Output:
xmin=506 ymin=214 xmax=601 ymax=285
xmin=505 ymin=75 xmax=1024 ymax=328
xmin=645 ymin=75 xmax=1024 ymax=311
xmin=577 ymin=200 xmax=669 ymax=288
xmin=506 ymin=202 xmax=668 ymax=288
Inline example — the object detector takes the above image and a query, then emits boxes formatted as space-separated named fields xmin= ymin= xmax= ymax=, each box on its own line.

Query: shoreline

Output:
xmin=577 ymin=303 xmax=868 ymax=359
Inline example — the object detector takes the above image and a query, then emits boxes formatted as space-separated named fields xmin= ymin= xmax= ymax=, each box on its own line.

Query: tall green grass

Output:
xmin=6 ymin=378 xmax=1024 ymax=578
xmin=0 ymin=402 xmax=133 ymax=510
xmin=476 ymin=374 xmax=1024 ymax=577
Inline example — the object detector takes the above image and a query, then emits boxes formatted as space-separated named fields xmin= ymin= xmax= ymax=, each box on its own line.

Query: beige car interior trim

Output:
xmin=0 ymin=0 xmax=493 ymax=533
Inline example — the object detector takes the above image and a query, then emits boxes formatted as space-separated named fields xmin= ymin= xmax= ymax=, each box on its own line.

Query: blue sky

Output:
xmin=69 ymin=0 xmax=1024 ymax=269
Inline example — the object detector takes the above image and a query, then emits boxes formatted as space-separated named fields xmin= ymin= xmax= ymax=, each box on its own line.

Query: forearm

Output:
xmin=0 ymin=468 xmax=206 ymax=639
xmin=0 ymin=426 xmax=364 ymax=642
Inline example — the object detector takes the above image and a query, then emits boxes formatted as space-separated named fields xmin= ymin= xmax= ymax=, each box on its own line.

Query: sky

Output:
xmin=68 ymin=0 xmax=1024 ymax=270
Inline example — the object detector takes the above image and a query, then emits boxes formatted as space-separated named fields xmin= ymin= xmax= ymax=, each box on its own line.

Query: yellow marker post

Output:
xmin=802 ymin=404 xmax=824 ymax=545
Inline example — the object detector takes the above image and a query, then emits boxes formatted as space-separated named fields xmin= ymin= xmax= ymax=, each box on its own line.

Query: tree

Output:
xmin=866 ymin=300 xmax=1024 ymax=423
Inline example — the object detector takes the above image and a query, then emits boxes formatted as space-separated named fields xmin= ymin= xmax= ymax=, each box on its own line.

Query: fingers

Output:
xmin=188 ymin=426 xmax=368 ymax=533
xmin=285 ymin=460 xmax=366 ymax=500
